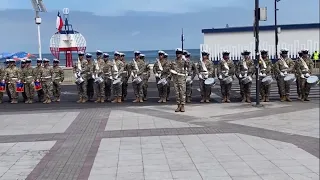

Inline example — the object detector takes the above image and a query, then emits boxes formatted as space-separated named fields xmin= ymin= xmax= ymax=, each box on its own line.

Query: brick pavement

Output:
xmin=0 ymin=101 xmax=318 ymax=180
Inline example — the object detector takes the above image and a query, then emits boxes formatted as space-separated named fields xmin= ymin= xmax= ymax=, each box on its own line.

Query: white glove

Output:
xmin=283 ymin=71 xmax=288 ymax=75
xmin=218 ymin=75 xmax=223 ymax=79
xmin=305 ymin=73 xmax=310 ymax=77
xmin=301 ymin=74 xmax=305 ymax=78
xmin=239 ymin=74 xmax=242 ymax=78
xmin=198 ymin=74 xmax=203 ymax=79
xmin=258 ymin=72 xmax=262 ymax=76
xmin=17 ymin=80 xmax=21 ymax=83
xmin=59 ymin=82 xmax=62 ymax=84
xmin=92 ymin=75 xmax=96 ymax=79
xmin=262 ymin=73 xmax=266 ymax=77
xmin=244 ymin=73 xmax=248 ymax=77
xmin=1 ymin=79 xmax=4 ymax=82
xmin=74 ymin=73 xmax=78 ymax=78
xmin=280 ymin=72 xmax=284 ymax=76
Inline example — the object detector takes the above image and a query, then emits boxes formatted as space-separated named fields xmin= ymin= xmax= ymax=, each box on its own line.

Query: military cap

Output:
xmin=260 ymin=50 xmax=268 ymax=55
xmin=158 ymin=50 xmax=165 ymax=54
xmin=26 ymin=58 xmax=32 ymax=63
xmin=140 ymin=54 xmax=145 ymax=57
xmin=280 ymin=49 xmax=288 ymax=54
xmin=9 ymin=59 xmax=15 ymax=62
xmin=120 ymin=53 xmax=125 ymax=56
xmin=103 ymin=53 xmax=109 ymax=57
xmin=134 ymin=51 xmax=141 ymax=54
xmin=301 ymin=49 xmax=309 ymax=54
xmin=96 ymin=50 xmax=103 ymax=55
xmin=36 ymin=58 xmax=42 ymax=62
xmin=185 ymin=52 xmax=191 ymax=57
xmin=201 ymin=50 xmax=210 ymax=55
xmin=164 ymin=53 xmax=168 ymax=58
xmin=183 ymin=50 xmax=189 ymax=55
xmin=222 ymin=50 xmax=230 ymax=55
xmin=175 ymin=48 xmax=183 ymax=54
xmin=298 ymin=51 xmax=303 ymax=56
xmin=86 ymin=53 xmax=92 ymax=58
xmin=78 ymin=51 xmax=85 ymax=56
xmin=43 ymin=58 xmax=50 ymax=62
xmin=53 ymin=59 xmax=60 ymax=63
xmin=241 ymin=50 xmax=251 ymax=55
xmin=21 ymin=59 xmax=26 ymax=63
xmin=114 ymin=51 xmax=120 ymax=56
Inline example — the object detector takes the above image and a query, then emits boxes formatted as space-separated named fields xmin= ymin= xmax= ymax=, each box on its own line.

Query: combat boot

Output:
xmin=280 ymin=95 xmax=285 ymax=102
xmin=205 ymin=98 xmax=210 ymax=103
xmin=29 ymin=99 xmax=33 ymax=104
xmin=111 ymin=98 xmax=117 ymax=103
xmin=221 ymin=96 xmax=227 ymax=103
xmin=25 ymin=99 xmax=29 ymax=104
xmin=304 ymin=94 xmax=310 ymax=101
xmin=47 ymin=99 xmax=52 ymax=104
xmin=81 ymin=98 xmax=88 ymax=103
xmin=143 ymin=97 xmax=147 ymax=101
xmin=0 ymin=100 xmax=2 ymax=104
xmin=285 ymin=95 xmax=292 ymax=102
xmin=175 ymin=105 xmax=181 ymax=112
xmin=166 ymin=97 xmax=170 ymax=101
xmin=100 ymin=98 xmax=105 ymax=103
xmin=241 ymin=95 xmax=246 ymax=103
xmin=180 ymin=104 xmax=185 ymax=112
xmin=226 ymin=95 xmax=231 ymax=103
xmin=95 ymin=97 xmax=101 ymax=103
xmin=246 ymin=94 xmax=251 ymax=103
xmin=265 ymin=96 xmax=270 ymax=102
xmin=133 ymin=97 xmax=139 ymax=103
xmin=77 ymin=98 xmax=82 ymax=103
xmin=139 ymin=97 xmax=143 ymax=103
xmin=200 ymin=97 xmax=205 ymax=103
xmin=52 ymin=97 xmax=57 ymax=102
xmin=162 ymin=98 xmax=167 ymax=103
xmin=56 ymin=97 xmax=61 ymax=102
xmin=186 ymin=97 xmax=191 ymax=103
xmin=158 ymin=98 xmax=163 ymax=103
xmin=117 ymin=97 xmax=122 ymax=103
xmin=43 ymin=99 xmax=48 ymax=104
xmin=297 ymin=94 xmax=302 ymax=100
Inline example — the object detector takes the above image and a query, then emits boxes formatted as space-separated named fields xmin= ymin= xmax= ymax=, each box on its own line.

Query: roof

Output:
xmin=202 ymin=23 xmax=320 ymax=34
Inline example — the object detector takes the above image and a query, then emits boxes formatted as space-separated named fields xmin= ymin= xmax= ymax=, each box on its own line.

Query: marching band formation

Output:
xmin=0 ymin=48 xmax=318 ymax=113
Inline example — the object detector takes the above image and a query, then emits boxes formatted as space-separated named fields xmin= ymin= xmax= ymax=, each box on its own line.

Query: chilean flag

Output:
xmin=0 ymin=81 xmax=5 ymax=92
xmin=56 ymin=12 xmax=64 ymax=32
xmin=16 ymin=82 xmax=24 ymax=93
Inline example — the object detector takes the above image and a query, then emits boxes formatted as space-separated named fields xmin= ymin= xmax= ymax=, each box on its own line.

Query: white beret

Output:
xmin=280 ymin=48 xmax=288 ymax=52
xmin=9 ymin=59 xmax=15 ymax=62
xmin=21 ymin=59 xmax=26 ymax=63
xmin=36 ymin=58 xmax=42 ymax=61
xmin=201 ymin=50 xmax=209 ymax=55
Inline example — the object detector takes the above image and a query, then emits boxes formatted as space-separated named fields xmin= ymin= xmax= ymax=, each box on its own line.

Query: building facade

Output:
xmin=201 ymin=23 xmax=319 ymax=63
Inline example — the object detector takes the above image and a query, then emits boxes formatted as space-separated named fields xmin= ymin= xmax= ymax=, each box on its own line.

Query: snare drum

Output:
xmin=186 ymin=76 xmax=193 ymax=84
xmin=307 ymin=75 xmax=319 ymax=87
xmin=261 ymin=76 xmax=273 ymax=85
xmin=241 ymin=76 xmax=252 ymax=84
xmin=284 ymin=74 xmax=296 ymax=83
xmin=204 ymin=78 xmax=215 ymax=86
xmin=113 ymin=78 xmax=122 ymax=85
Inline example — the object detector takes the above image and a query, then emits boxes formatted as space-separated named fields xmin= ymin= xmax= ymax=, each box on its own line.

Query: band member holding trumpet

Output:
xmin=73 ymin=51 xmax=89 ymax=103
xmin=21 ymin=59 xmax=35 ymax=103
xmin=295 ymin=49 xmax=314 ymax=101
xmin=102 ymin=53 xmax=113 ymax=102
xmin=140 ymin=54 xmax=150 ymax=101
xmin=153 ymin=50 xmax=171 ymax=103
xmin=184 ymin=51 xmax=195 ymax=103
xmin=217 ymin=51 xmax=235 ymax=103
xmin=52 ymin=59 xmax=64 ymax=102
xmin=93 ymin=50 xmax=105 ymax=103
xmin=171 ymin=48 xmax=188 ymax=112
xmin=235 ymin=50 xmax=254 ymax=103
xmin=274 ymin=49 xmax=295 ymax=102
xmin=111 ymin=52 xmax=125 ymax=103
xmin=258 ymin=50 xmax=273 ymax=102
xmin=34 ymin=58 xmax=44 ymax=102
xmin=4 ymin=59 xmax=21 ymax=104
xmin=197 ymin=50 xmax=214 ymax=103
xmin=39 ymin=58 xmax=53 ymax=104
xmin=130 ymin=51 xmax=146 ymax=103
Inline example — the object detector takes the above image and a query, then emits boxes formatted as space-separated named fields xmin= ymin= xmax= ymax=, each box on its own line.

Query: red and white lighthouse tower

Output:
xmin=49 ymin=8 xmax=86 ymax=67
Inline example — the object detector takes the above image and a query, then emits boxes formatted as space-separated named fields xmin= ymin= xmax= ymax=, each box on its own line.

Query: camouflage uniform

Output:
xmin=217 ymin=58 xmax=235 ymax=103
xmin=142 ymin=63 xmax=151 ymax=100
xmin=259 ymin=56 xmax=273 ymax=102
xmin=5 ymin=63 xmax=12 ymax=102
xmin=94 ymin=58 xmax=105 ymax=102
xmin=20 ymin=62 xmax=27 ymax=102
xmin=196 ymin=59 xmax=215 ymax=103
xmin=166 ymin=58 xmax=171 ymax=101
xmin=33 ymin=63 xmax=44 ymax=102
xmin=39 ymin=63 xmax=53 ymax=103
xmin=121 ymin=60 xmax=130 ymax=101
xmin=235 ymin=58 xmax=255 ymax=103
xmin=185 ymin=61 xmax=196 ymax=102
xmin=111 ymin=59 xmax=124 ymax=103
xmin=153 ymin=58 xmax=171 ymax=103
xmin=73 ymin=59 xmax=89 ymax=103
xmin=273 ymin=56 xmax=295 ymax=101
xmin=0 ymin=66 xmax=5 ymax=103
xmin=86 ymin=60 xmax=95 ymax=100
xmin=130 ymin=58 xmax=146 ymax=102
xmin=103 ymin=59 xmax=113 ymax=101
xmin=21 ymin=62 xmax=35 ymax=103
xmin=295 ymin=56 xmax=314 ymax=101
xmin=52 ymin=63 xmax=64 ymax=102
xmin=4 ymin=62 xmax=21 ymax=103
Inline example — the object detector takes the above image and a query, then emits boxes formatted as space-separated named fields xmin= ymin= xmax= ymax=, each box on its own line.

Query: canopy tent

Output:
xmin=0 ymin=52 xmax=35 ymax=63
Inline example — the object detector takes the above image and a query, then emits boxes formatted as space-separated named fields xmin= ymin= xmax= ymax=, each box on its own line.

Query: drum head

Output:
xmin=113 ymin=78 xmax=121 ymax=85
xmin=307 ymin=76 xmax=319 ymax=84
xmin=205 ymin=78 xmax=215 ymax=85
xmin=284 ymin=74 xmax=295 ymax=81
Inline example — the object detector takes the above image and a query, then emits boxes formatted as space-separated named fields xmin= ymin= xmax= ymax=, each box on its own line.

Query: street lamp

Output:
xmin=30 ymin=0 xmax=47 ymax=59
xmin=275 ymin=0 xmax=281 ymax=59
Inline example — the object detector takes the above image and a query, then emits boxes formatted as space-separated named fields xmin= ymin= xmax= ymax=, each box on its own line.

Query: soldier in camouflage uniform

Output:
xmin=120 ymin=53 xmax=129 ymax=101
xmin=140 ymin=54 xmax=150 ymax=100
xmin=295 ymin=51 xmax=303 ymax=100
xmin=273 ymin=49 xmax=295 ymax=102
xmin=184 ymin=51 xmax=196 ymax=103
xmin=102 ymin=53 xmax=113 ymax=101
xmin=52 ymin=59 xmax=64 ymax=102
xmin=39 ymin=58 xmax=53 ymax=104
xmin=153 ymin=50 xmax=171 ymax=103
xmin=171 ymin=48 xmax=188 ymax=112
xmin=235 ymin=50 xmax=255 ymax=103
xmin=33 ymin=58 xmax=44 ymax=102
xmin=85 ymin=54 xmax=95 ymax=101
xmin=164 ymin=53 xmax=171 ymax=101
xmin=295 ymin=49 xmax=314 ymax=101
xmin=73 ymin=51 xmax=89 ymax=103
xmin=258 ymin=50 xmax=273 ymax=102
xmin=20 ymin=60 xmax=28 ymax=102
xmin=0 ymin=62 xmax=5 ymax=103
xmin=130 ymin=51 xmax=146 ymax=103
xmin=94 ymin=50 xmax=106 ymax=103
xmin=196 ymin=51 xmax=215 ymax=103
xmin=111 ymin=51 xmax=124 ymax=103
xmin=4 ymin=59 xmax=21 ymax=103
xmin=217 ymin=51 xmax=235 ymax=103
xmin=4 ymin=60 xmax=12 ymax=102
xmin=22 ymin=59 xmax=35 ymax=103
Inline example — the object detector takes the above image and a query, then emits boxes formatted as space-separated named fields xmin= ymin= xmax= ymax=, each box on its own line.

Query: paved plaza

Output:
xmin=0 ymin=100 xmax=319 ymax=180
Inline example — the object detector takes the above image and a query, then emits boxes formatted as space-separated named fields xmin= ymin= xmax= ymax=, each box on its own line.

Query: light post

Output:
xmin=30 ymin=0 xmax=47 ymax=59
xmin=275 ymin=0 xmax=281 ymax=59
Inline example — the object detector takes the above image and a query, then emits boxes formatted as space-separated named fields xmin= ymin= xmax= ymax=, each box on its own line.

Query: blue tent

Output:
xmin=0 ymin=52 xmax=15 ymax=60
xmin=0 ymin=52 xmax=35 ymax=63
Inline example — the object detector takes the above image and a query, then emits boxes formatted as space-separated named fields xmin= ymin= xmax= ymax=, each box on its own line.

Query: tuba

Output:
xmin=131 ymin=58 xmax=142 ymax=84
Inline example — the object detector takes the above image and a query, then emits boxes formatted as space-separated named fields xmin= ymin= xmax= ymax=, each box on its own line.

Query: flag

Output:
xmin=56 ymin=12 xmax=64 ymax=32
xmin=16 ymin=82 xmax=24 ymax=93
xmin=0 ymin=81 xmax=5 ymax=92
xmin=34 ymin=81 xmax=42 ymax=91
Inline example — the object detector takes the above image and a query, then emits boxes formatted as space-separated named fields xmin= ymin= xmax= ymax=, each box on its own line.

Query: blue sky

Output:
xmin=0 ymin=0 xmax=319 ymax=53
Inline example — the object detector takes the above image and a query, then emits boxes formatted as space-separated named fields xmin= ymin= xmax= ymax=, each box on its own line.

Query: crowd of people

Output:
xmin=0 ymin=48 xmax=317 ymax=113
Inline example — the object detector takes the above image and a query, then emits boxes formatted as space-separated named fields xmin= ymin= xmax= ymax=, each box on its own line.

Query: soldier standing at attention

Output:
xmin=235 ymin=50 xmax=254 ymax=103
xmin=111 ymin=51 xmax=124 ymax=103
xmin=120 ymin=53 xmax=129 ymax=101
xmin=4 ymin=59 xmax=21 ymax=104
xmin=140 ymin=54 xmax=150 ymax=101
xmin=20 ymin=59 xmax=28 ymax=102
xmin=171 ymin=48 xmax=188 ymax=112
xmin=85 ymin=53 xmax=95 ymax=101
xmin=153 ymin=50 xmax=171 ymax=103
xmin=274 ymin=49 xmax=295 ymax=102
xmin=94 ymin=50 xmax=105 ymax=103
xmin=217 ymin=51 xmax=235 ymax=103
xmin=52 ymin=59 xmax=64 ymax=102
xmin=33 ymin=58 xmax=44 ymax=102
xmin=22 ymin=59 xmax=35 ymax=103
xmin=295 ymin=51 xmax=303 ymax=100
xmin=4 ymin=60 xmax=12 ymax=102
xmin=73 ymin=52 xmax=89 ymax=103
xmin=131 ymin=51 xmax=146 ymax=103
xmin=0 ymin=62 xmax=5 ymax=103
xmin=39 ymin=58 xmax=53 ymax=104
xmin=184 ymin=51 xmax=195 ymax=103
xmin=259 ymin=50 xmax=273 ymax=102
xmin=164 ymin=53 xmax=171 ymax=101
xmin=196 ymin=50 xmax=214 ymax=103
xmin=102 ymin=53 xmax=113 ymax=102
xmin=295 ymin=49 xmax=314 ymax=101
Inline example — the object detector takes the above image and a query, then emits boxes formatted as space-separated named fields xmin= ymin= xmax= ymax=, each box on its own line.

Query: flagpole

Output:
xmin=36 ymin=11 xmax=42 ymax=59
xmin=181 ymin=28 xmax=184 ymax=52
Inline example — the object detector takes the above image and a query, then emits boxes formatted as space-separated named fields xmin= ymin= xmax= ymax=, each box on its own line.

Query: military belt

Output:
xmin=27 ymin=76 xmax=33 ymax=78
xmin=42 ymin=76 xmax=52 ymax=79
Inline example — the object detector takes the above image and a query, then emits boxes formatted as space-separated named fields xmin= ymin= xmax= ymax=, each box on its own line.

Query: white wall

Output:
xmin=201 ymin=29 xmax=319 ymax=60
